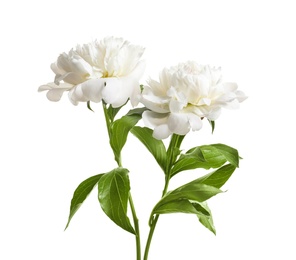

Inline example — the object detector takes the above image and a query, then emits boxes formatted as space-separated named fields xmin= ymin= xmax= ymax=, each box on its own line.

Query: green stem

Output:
xmin=129 ymin=193 xmax=141 ymax=260
xmin=102 ymin=102 xmax=141 ymax=260
xmin=143 ymin=134 xmax=184 ymax=260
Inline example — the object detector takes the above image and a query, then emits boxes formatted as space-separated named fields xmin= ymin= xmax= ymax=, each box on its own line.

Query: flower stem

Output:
xmin=102 ymin=102 xmax=141 ymax=260
xmin=129 ymin=193 xmax=141 ymax=260
xmin=143 ymin=134 xmax=184 ymax=260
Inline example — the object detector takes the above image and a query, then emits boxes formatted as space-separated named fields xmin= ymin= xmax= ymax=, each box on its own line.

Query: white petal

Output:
xmin=206 ymin=107 xmax=222 ymax=120
xmin=81 ymin=78 xmax=104 ymax=103
xmin=167 ymin=113 xmax=190 ymax=135
xmin=102 ymin=78 xmax=122 ymax=105
xmin=235 ymin=90 xmax=248 ymax=102
xmin=129 ymin=60 xmax=146 ymax=81
xmin=58 ymin=72 xmax=84 ymax=85
xmin=38 ymin=82 xmax=73 ymax=101
xmin=102 ymin=77 xmax=133 ymax=108
xmin=46 ymin=89 xmax=65 ymax=101
xmin=187 ymin=113 xmax=203 ymax=131
xmin=142 ymin=111 xmax=169 ymax=129
xmin=68 ymin=84 xmax=88 ymax=104
xmin=223 ymin=82 xmax=238 ymax=92
xmin=141 ymin=92 xmax=170 ymax=113
xmin=153 ymin=124 xmax=171 ymax=140
xmin=129 ymin=79 xmax=141 ymax=107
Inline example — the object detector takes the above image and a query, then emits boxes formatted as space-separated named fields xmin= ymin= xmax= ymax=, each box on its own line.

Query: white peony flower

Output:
xmin=140 ymin=61 xmax=247 ymax=139
xmin=38 ymin=36 xmax=145 ymax=107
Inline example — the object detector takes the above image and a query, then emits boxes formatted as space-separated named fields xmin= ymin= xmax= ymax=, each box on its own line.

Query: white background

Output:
xmin=1 ymin=0 xmax=295 ymax=259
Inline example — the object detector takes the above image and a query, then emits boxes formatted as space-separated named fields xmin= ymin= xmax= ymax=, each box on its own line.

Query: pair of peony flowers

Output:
xmin=39 ymin=36 xmax=246 ymax=139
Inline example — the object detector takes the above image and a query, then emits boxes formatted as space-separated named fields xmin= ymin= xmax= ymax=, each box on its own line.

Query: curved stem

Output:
xmin=143 ymin=134 xmax=185 ymax=260
xmin=102 ymin=102 xmax=141 ymax=260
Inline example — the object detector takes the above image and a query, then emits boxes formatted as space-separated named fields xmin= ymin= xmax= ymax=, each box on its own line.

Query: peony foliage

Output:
xmin=39 ymin=36 xmax=246 ymax=260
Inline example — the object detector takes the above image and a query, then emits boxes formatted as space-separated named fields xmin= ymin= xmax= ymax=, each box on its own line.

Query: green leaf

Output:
xmin=150 ymin=180 xmax=221 ymax=226
xmin=98 ymin=168 xmax=135 ymax=234
xmin=65 ymin=173 xmax=104 ymax=230
xmin=153 ymin=199 xmax=210 ymax=216
xmin=110 ymin=112 xmax=142 ymax=165
xmin=87 ymin=101 xmax=94 ymax=112
xmin=208 ymin=120 xmax=215 ymax=134
xmin=194 ymin=164 xmax=237 ymax=189
xmin=126 ymin=107 xmax=148 ymax=116
xmin=106 ymin=102 xmax=126 ymax=122
xmin=131 ymin=126 xmax=167 ymax=172
xmin=211 ymin=144 xmax=239 ymax=167
xmin=171 ymin=143 xmax=239 ymax=176
xmin=156 ymin=183 xmax=222 ymax=208
xmin=194 ymin=201 xmax=216 ymax=235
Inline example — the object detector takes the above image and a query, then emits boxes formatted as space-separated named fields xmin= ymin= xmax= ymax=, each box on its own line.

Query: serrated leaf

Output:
xmin=131 ymin=126 xmax=167 ymax=172
xmin=98 ymin=168 xmax=135 ymax=234
xmin=110 ymin=113 xmax=142 ymax=165
xmin=171 ymin=143 xmax=239 ymax=176
xmin=65 ymin=173 xmax=104 ymax=230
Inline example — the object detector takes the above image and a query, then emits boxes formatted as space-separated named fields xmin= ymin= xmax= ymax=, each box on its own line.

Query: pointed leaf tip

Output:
xmin=98 ymin=168 xmax=135 ymax=234
xmin=65 ymin=173 xmax=104 ymax=230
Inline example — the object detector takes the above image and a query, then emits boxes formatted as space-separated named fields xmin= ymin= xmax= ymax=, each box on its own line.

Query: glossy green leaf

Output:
xmin=65 ymin=173 xmax=104 ymax=230
xmin=106 ymin=101 xmax=136 ymax=122
xmin=126 ymin=107 xmax=148 ymax=116
xmin=110 ymin=112 xmax=142 ymax=165
xmin=131 ymin=126 xmax=167 ymax=172
xmin=171 ymin=143 xmax=239 ymax=176
xmin=194 ymin=164 xmax=237 ymax=189
xmin=98 ymin=168 xmax=135 ymax=234
xmin=151 ymin=181 xmax=221 ymax=226
xmin=194 ymin=201 xmax=216 ymax=234
xmin=211 ymin=144 xmax=239 ymax=167
xmin=156 ymin=183 xmax=222 ymax=209
xmin=153 ymin=199 xmax=210 ymax=216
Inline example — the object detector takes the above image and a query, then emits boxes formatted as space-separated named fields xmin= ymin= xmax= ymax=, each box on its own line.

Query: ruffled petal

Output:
xmin=235 ymin=90 xmax=248 ymax=102
xmin=102 ymin=77 xmax=133 ymax=108
xmin=187 ymin=113 xmax=203 ymax=131
xmin=68 ymin=84 xmax=88 ymax=105
xmin=46 ymin=89 xmax=65 ymax=101
xmin=142 ymin=111 xmax=169 ymax=129
xmin=38 ymin=82 xmax=73 ymax=102
xmin=81 ymin=78 xmax=104 ymax=103
xmin=167 ymin=113 xmax=190 ymax=135
xmin=141 ymin=87 xmax=170 ymax=113
xmin=128 ymin=78 xmax=141 ymax=107
xmin=153 ymin=124 xmax=171 ymax=140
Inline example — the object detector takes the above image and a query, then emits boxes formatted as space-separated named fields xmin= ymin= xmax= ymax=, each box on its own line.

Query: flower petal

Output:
xmin=142 ymin=111 xmax=169 ymax=129
xmin=167 ymin=113 xmax=190 ymax=135
xmin=187 ymin=113 xmax=203 ymax=131
xmin=102 ymin=78 xmax=131 ymax=107
xmin=38 ymin=82 xmax=73 ymax=102
xmin=153 ymin=124 xmax=171 ymax=140
xmin=81 ymin=78 xmax=104 ymax=103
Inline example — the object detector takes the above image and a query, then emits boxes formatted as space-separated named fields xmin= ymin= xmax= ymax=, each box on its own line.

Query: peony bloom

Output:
xmin=38 ymin=36 xmax=145 ymax=107
xmin=140 ymin=61 xmax=247 ymax=139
